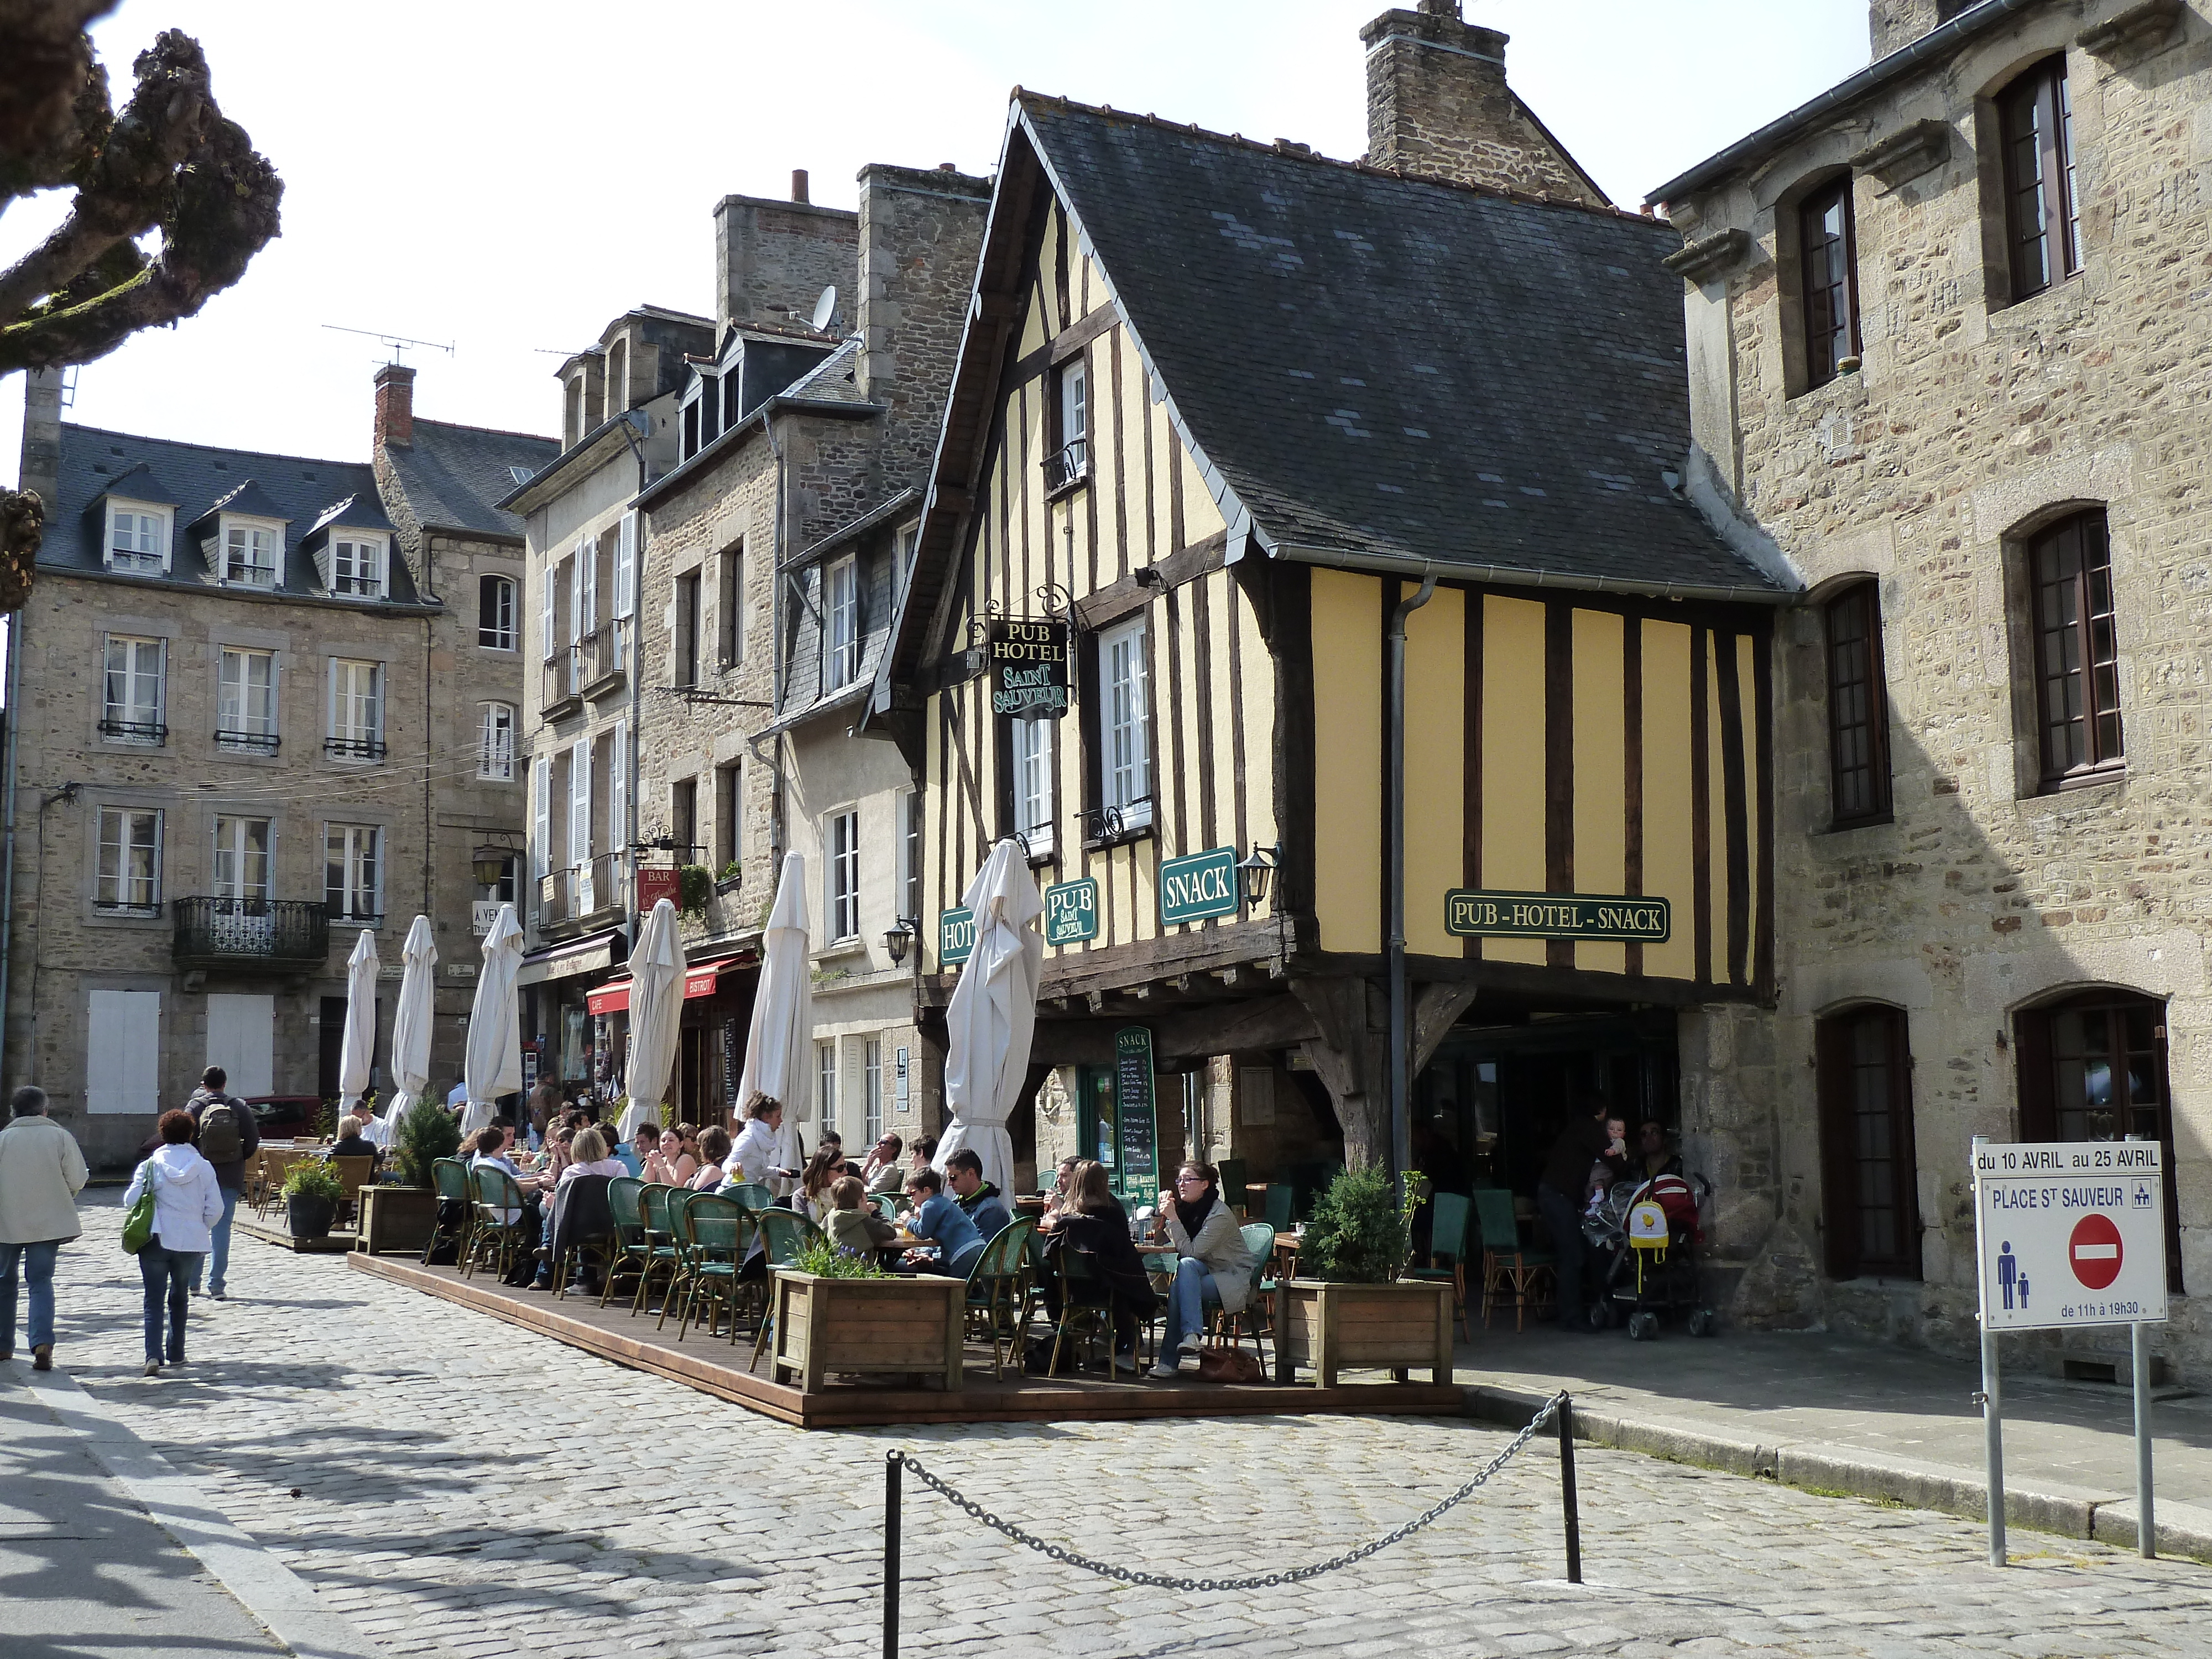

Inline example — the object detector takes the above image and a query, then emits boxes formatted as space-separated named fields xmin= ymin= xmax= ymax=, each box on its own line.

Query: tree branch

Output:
xmin=0 ymin=0 xmax=114 ymax=202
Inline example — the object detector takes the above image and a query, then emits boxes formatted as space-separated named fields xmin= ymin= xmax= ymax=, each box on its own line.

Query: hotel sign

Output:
xmin=988 ymin=619 xmax=1070 ymax=719
xmin=938 ymin=906 xmax=977 ymax=968
xmin=1045 ymin=878 xmax=1099 ymax=946
xmin=1159 ymin=847 xmax=1239 ymax=927
xmin=1445 ymin=889 xmax=1671 ymax=943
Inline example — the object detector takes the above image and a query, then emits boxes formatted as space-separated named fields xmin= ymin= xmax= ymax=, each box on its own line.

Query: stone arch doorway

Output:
xmin=1814 ymin=1001 xmax=1921 ymax=1281
xmin=2014 ymin=987 xmax=2182 ymax=1292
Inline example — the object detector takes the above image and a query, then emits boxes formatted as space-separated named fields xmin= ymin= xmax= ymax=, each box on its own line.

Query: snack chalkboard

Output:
xmin=1113 ymin=1026 xmax=1156 ymax=1207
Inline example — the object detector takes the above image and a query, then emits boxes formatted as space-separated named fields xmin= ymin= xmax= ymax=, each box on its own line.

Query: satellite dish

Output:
xmin=810 ymin=285 xmax=838 ymax=332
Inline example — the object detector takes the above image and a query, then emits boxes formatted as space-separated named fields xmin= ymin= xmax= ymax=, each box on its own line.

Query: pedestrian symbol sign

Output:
xmin=1973 ymin=1140 xmax=2167 ymax=1332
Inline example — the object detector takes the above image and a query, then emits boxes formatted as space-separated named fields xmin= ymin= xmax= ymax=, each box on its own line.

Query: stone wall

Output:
xmin=1670 ymin=2 xmax=2212 ymax=1372
xmin=856 ymin=165 xmax=992 ymax=489
xmin=714 ymin=194 xmax=858 ymax=333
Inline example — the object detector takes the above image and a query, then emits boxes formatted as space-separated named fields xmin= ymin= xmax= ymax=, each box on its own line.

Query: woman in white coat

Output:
xmin=122 ymin=1110 xmax=225 ymax=1377
xmin=1149 ymin=1161 xmax=1257 ymax=1379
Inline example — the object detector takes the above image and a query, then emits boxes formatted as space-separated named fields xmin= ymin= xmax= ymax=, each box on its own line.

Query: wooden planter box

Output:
xmin=769 ymin=1271 xmax=965 ymax=1394
xmin=355 ymin=1185 xmax=439 ymax=1255
xmin=1274 ymin=1279 xmax=1455 ymax=1387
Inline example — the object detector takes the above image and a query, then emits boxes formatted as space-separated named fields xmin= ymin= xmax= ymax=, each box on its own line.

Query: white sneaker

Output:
xmin=1147 ymin=1358 xmax=1181 ymax=1379
xmin=1178 ymin=1332 xmax=1205 ymax=1354
xmin=1112 ymin=1351 xmax=1139 ymax=1375
xmin=142 ymin=1360 xmax=160 ymax=1377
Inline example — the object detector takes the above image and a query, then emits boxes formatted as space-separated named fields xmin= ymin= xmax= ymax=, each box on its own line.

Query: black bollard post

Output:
xmin=884 ymin=1451 xmax=903 ymax=1657
xmin=1556 ymin=1393 xmax=1582 ymax=1585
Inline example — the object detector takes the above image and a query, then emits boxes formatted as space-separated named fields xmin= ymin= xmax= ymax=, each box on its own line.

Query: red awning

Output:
xmin=586 ymin=959 xmax=747 ymax=1016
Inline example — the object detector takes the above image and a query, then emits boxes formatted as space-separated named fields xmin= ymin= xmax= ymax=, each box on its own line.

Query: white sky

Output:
xmin=0 ymin=0 xmax=1869 ymax=479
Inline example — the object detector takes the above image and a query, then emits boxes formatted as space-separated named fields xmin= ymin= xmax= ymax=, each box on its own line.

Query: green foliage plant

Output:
xmin=794 ymin=1237 xmax=891 ymax=1280
xmin=1300 ymin=1165 xmax=1423 ymax=1284
xmin=392 ymin=1100 xmax=461 ymax=1189
xmin=280 ymin=1159 xmax=345 ymax=1203
xmin=677 ymin=863 xmax=713 ymax=916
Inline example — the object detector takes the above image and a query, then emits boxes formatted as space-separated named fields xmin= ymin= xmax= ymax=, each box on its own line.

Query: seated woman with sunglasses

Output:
xmin=1149 ymin=1161 xmax=1257 ymax=1378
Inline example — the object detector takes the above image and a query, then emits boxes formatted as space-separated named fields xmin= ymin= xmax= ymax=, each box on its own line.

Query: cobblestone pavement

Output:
xmin=25 ymin=1203 xmax=2212 ymax=1659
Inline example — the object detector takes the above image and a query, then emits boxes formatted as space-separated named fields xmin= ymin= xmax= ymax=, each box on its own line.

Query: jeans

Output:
xmin=191 ymin=1187 xmax=239 ymax=1295
xmin=0 ymin=1240 xmax=62 ymax=1353
xmin=1164 ymin=1256 xmax=1220 ymax=1350
xmin=139 ymin=1240 xmax=201 ymax=1363
xmin=1535 ymin=1183 xmax=1587 ymax=1324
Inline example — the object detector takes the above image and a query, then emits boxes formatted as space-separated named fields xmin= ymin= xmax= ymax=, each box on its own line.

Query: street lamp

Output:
xmin=884 ymin=917 xmax=920 ymax=966
xmin=472 ymin=842 xmax=513 ymax=888
xmin=1238 ymin=844 xmax=1281 ymax=907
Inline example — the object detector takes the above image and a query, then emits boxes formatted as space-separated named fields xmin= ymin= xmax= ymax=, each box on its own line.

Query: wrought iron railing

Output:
xmin=324 ymin=735 xmax=388 ymax=762
xmin=215 ymin=728 xmax=280 ymax=754
xmin=97 ymin=717 xmax=168 ymax=745
xmin=172 ymin=897 xmax=329 ymax=970
xmin=1043 ymin=437 xmax=1090 ymax=493
xmin=1081 ymin=797 xmax=1155 ymax=848
xmin=577 ymin=622 xmax=627 ymax=692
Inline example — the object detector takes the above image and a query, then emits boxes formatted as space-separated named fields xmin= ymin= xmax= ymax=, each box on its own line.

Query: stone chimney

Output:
xmin=1869 ymin=0 xmax=1974 ymax=57
xmin=18 ymin=368 xmax=62 ymax=508
xmin=712 ymin=189 xmax=858 ymax=333
xmin=1360 ymin=0 xmax=1607 ymax=206
xmin=791 ymin=168 xmax=810 ymax=204
xmin=374 ymin=362 xmax=415 ymax=450
xmin=855 ymin=163 xmax=993 ymax=473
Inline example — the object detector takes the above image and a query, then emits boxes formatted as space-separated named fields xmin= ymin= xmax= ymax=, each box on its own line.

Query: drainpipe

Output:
xmin=760 ymin=411 xmax=787 ymax=865
xmin=1385 ymin=566 xmax=1437 ymax=1199
xmin=0 ymin=609 xmax=23 ymax=1081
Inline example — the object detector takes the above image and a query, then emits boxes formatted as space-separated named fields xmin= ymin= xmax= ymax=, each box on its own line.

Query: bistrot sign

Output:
xmin=1444 ymin=889 xmax=1670 ymax=943
xmin=1973 ymin=1140 xmax=2168 ymax=1332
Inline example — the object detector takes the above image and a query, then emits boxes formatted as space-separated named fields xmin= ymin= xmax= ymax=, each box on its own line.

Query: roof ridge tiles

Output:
xmin=1013 ymin=88 xmax=1656 ymax=228
xmin=410 ymin=415 xmax=559 ymax=447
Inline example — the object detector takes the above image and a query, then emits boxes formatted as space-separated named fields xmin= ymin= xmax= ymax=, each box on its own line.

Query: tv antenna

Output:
xmin=321 ymin=323 xmax=456 ymax=364
xmin=810 ymin=284 xmax=838 ymax=332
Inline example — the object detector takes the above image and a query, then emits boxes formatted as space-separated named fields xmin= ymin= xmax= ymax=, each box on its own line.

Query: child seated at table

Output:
xmin=825 ymin=1176 xmax=896 ymax=1257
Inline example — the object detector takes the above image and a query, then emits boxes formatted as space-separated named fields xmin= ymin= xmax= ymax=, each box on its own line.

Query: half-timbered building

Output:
xmin=875 ymin=11 xmax=1801 ymax=1243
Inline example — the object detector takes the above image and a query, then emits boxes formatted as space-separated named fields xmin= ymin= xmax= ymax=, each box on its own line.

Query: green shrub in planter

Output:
xmin=392 ymin=1102 xmax=461 ymax=1190
xmin=677 ymin=863 xmax=713 ymax=916
xmin=1298 ymin=1165 xmax=1424 ymax=1284
xmin=281 ymin=1160 xmax=345 ymax=1203
xmin=794 ymin=1237 xmax=891 ymax=1279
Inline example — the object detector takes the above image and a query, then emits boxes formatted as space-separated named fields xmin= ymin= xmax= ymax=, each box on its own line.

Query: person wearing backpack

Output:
xmin=0 ymin=1086 xmax=87 ymax=1371
xmin=185 ymin=1066 xmax=258 ymax=1301
xmin=123 ymin=1110 xmax=224 ymax=1376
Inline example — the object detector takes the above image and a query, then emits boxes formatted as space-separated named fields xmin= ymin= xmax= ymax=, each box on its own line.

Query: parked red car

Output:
xmin=243 ymin=1094 xmax=321 ymax=1139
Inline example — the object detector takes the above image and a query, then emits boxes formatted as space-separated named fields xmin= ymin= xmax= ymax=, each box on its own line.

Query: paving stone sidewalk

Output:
xmin=22 ymin=1201 xmax=2212 ymax=1658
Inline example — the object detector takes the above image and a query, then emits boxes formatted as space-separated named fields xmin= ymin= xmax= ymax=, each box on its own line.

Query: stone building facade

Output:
xmin=7 ymin=367 xmax=552 ymax=1162
xmin=1652 ymin=0 xmax=2212 ymax=1373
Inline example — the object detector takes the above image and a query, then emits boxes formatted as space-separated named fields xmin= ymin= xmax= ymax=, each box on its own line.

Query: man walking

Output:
xmin=184 ymin=1066 xmax=259 ymax=1301
xmin=1535 ymin=1097 xmax=1621 ymax=1333
xmin=0 ymin=1086 xmax=88 ymax=1370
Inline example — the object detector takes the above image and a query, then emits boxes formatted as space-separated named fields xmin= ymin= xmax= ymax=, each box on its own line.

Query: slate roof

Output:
xmin=1021 ymin=97 xmax=1782 ymax=597
xmin=47 ymin=423 xmax=431 ymax=606
xmin=384 ymin=417 xmax=560 ymax=540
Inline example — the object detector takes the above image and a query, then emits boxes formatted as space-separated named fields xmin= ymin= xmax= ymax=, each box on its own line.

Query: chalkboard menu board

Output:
xmin=1113 ymin=1026 xmax=1157 ymax=1208
xmin=721 ymin=1018 xmax=740 ymax=1117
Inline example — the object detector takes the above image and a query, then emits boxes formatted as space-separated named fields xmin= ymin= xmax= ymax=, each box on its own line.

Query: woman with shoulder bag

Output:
xmin=122 ymin=1110 xmax=225 ymax=1377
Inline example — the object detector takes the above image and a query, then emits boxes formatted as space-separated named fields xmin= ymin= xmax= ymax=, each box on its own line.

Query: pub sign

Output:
xmin=988 ymin=619 xmax=1071 ymax=719
xmin=1444 ymin=889 xmax=1671 ymax=943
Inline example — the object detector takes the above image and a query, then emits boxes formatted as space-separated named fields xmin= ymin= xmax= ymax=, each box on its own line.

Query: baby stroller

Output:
xmin=1583 ymin=1171 xmax=1717 ymax=1339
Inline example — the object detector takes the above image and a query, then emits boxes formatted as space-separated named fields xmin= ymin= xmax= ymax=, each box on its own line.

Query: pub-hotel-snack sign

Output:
xmin=989 ymin=619 xmax=1070 ymax=718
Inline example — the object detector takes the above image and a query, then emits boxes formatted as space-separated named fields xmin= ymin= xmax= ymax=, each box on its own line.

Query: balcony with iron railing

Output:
xmin=172 ymin=897 xmax=330 ymax=973
xmin=577 ymin=622 xmax=627 ymax=699
xmin=538 ymin=851 xmax=624 ymax=933
xmin=542 ymin=650 xmax=583 ymax=722
xmin=1043 ymin=437 xmax=1089 ymax=494
xmin=1081 ymin=795 xmax=1155 ymax=850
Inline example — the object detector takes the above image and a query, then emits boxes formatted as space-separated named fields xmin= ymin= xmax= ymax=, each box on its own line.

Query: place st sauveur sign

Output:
xmin=1445 ymin=888 xmax=1671 ymax=943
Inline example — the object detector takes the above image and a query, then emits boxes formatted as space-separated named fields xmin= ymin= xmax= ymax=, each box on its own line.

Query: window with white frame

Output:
xmin=1099 ymin=615 xmax=1152 ymax=826
xmin=864 ymin=1037 xmax=883 ymax=1145
xmin=817 ymin=1039 xmax=839 ymax=1135
xmin=533 ymin=756 xmax=552 ymax=881
xmin=1048 ymin=357 xmax=1089 ymax=489
xmin=1011 ymin=716 xmax=1054 ymax=857
xmin=212 ymin=816 xmax=271 ymax=903
xmin=326 ymin=659 xmax=385 ymax=761
xmin=106 ymin=501 xmax=170 ymax=573
xmin=894 ymin=523 xmax=919 ymax=590
xmin=222 ymin=519 xmax=280 ymax=587
xmin=479 ymin=574 xmax=517 ymax=649
xmin=101 ymin=635 xmax=165 ymax=744
xmin=324 ymin=823 xmax=382 ymax=921
xmin=96 ymin=806 xmax=161 ymax=913
xmin=826 ymin=807 xmax=860 ymax=942
xmin=331 ymin=534 xmax=386 ymax=598
xmin=478 ymin=702 xmax=516 ymax=781
xmin=824 ymin=556 xmax=859 ymax=690
xmin=217 ymin=648 xmax=277 ymax=752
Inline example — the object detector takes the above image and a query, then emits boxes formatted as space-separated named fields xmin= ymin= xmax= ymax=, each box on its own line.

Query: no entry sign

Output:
xmin=1973 ymin=1140 xmax=2167 ymax=1332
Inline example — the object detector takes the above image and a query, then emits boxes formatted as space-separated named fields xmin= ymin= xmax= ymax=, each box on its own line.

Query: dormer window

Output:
xmin=331 ymin=533 xmax=387 ymax=598
xmin=222 ymin=519 xmax=280 ymax=588
xmin=105 ymin=500 xmax=171 ymax=574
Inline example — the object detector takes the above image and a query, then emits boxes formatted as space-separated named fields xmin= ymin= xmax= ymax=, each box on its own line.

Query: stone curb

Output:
xmin=1462 ymin=1381 xmax=2212 ymax=1566
xmin=21 ymin=1364 xmax=384 ymax=1659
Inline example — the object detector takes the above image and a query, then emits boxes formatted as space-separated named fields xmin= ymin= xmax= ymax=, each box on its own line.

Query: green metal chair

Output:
xmin=422 ymin=1157 xmax=472 ymax=1266
xmin=1474 ymin=1188 xmax=1554 ymax=1332
xmin=727 ymin=1181 xmax=774 ymax=1213
xmin=597 ymin=1176 xmax=648 ymax=1307
xmin=1215 ymin=1156 xmax=1249 ymax=1216
xmin=747 ymin=1208 xmax=826 ymax=1369
xmin=1263 ymin=1183 xmax=1296 ymax=1233
xmin=632 ymin=1184 xmax=684 ymax=1315
xmin=1405 ymin=1191 xmax=1474 ymax=1341
xmin=1046 ymin=1244 xmax=1120 ymax=1378
xmin=462 ymin=1164 xmax=532 ymax=1284
xmin=963 ymin=1217 xmax=1037 ymax=1377
xmin=667 ymin=1192 xmax=745 ymax=1342
xmin=868 ymin=1192 xmax=899 ymax=1222
xmin=1209 ymin=1222 xmax=1276 ymax=1359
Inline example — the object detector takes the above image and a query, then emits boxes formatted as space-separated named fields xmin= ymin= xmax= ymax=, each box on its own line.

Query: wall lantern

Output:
xmin=1238 ymin=844 xmax=1281 ymax=907
xmin=884 ymin=917 xmax=921 ymax=967
xmin=472 ymin=842 xmax=515 ymax=887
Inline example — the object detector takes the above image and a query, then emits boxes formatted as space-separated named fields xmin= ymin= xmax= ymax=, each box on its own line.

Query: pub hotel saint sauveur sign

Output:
xmin=989 ymin=619 xmax=1071 ymax=718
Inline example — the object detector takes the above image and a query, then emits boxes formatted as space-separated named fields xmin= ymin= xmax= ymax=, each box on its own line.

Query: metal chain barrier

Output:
xmin=895 ymin=1389 xmax=1569 ymax=1595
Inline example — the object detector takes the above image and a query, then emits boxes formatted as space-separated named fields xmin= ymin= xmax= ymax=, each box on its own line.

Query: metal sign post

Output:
xmin=1973 ymin=1134 xmax=2169 ymax=1567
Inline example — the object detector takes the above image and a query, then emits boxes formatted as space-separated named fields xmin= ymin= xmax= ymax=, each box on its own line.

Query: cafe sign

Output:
xmin=1159 ymin=846 xmax=1239 ymax=927
xmin=1445 ymin=889 xmax=1672 ymax=943
xmin=988 ymin=618 xmax=1071 ymax=719
xmin=938 ymin=906 xmax=977 ymax=968
xmin=1044 ymin=878 xmax=1099 ymax=946
xmin=637 ymin=865 xmax=681 ymax=912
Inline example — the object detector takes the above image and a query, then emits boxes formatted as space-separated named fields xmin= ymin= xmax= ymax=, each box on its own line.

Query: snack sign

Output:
xmin=1973 ymin=1140 xmax=2168 ymax=1332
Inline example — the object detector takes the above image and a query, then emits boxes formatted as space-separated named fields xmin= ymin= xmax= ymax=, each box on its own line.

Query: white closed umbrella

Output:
xmin=375 ymin=915 xmax=437 ymax=1149
xmin=935 ymin=838 xmax=1044 ymax=1194
xmin=617 ymin=898 xmax=683 ymax=1142
xmin=738 ymin=852 xmax=811 ymax=1193
xmin=462 ymin=902 xmax=524 ymax=1136
xmin=337 ymin=928 xmax=380 ymax=1123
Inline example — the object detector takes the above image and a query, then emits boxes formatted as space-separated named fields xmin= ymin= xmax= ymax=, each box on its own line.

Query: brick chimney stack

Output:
xmin=791 ymin=169 xmax=810 ymax=204
xmin=374 ymin=362 xmax=415 ymax=450
xmin=1360 ymin=0 xmax=1607 ymax=206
